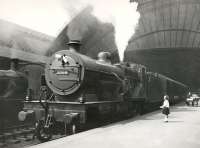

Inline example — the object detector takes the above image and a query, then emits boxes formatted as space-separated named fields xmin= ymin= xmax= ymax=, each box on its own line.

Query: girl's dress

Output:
xmin=162 ymin=100 xmax=170 ymax=115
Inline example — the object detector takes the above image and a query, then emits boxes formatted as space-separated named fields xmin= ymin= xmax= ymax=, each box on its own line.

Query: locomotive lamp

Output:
xmin=78 ymin=96 xmax=85 ymax=103
xmin=25 ymin=95 xmax=29 ymax=101
xmin=25 ymin=88 xmax=32 ymax=101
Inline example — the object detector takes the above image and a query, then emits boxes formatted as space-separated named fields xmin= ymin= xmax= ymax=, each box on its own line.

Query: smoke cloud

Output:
xmin=66 ymin=6 xmax=92 ymax=41
xmin=62 ymin=0 xmax=140 ymax=61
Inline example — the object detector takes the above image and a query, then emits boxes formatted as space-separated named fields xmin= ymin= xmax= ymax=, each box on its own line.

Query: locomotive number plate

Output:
xmin=56 ymin=71 xmax=69 ymax=75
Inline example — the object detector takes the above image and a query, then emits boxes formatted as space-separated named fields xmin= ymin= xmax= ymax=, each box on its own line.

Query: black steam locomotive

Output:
xmin=19 ymin=41 xmax=188 ymax=141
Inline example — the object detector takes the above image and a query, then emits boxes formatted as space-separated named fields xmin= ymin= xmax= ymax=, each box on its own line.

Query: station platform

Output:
xmin=30 ymin=103 xmax=200 ymax=148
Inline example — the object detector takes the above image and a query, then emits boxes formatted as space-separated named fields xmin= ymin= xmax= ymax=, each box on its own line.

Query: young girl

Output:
xmin=160 ymin=95 xmax=170 ymax=122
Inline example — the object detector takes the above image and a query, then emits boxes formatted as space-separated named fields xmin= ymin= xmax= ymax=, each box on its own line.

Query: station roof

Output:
xmin=125 ymin=0 xmax=200 ymax=89
xmin=0 ymin=19 xmax=54 ymax=56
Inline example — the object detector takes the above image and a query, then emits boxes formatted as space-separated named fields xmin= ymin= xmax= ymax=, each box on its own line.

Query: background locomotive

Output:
xmin=0 ymin=59 xmax=28 ymax=133
xmin=19 ymin=40 xmax=188 ymax=142
xmin=0 ymin=58 xmax=45 ymax=135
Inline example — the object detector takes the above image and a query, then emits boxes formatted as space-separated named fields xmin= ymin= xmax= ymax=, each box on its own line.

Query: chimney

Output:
xmin=67 ymin=40 xmax=82 ymax=52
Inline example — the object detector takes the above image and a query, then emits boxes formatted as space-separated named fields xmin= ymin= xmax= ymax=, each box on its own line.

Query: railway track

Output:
xmin=0 ymin=122 xmax=75 ymax=148
xmin=0 ymin=109 xmax=153 ymax=148
xmin=0 ymin=124 xmax=36 ymax=147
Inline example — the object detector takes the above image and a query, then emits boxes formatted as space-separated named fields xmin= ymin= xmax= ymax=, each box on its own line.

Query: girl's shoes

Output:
xmin=164 ymin=117 xmax=168 ymax=122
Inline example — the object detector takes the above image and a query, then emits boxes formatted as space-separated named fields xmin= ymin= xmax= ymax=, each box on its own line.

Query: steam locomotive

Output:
xmin=19 ymin=40 xmax=188 ymax=142
xmin=0 ymin=59 xmax=28 ymax=130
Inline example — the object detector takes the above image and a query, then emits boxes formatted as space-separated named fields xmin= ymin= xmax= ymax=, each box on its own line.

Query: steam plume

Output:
xmin=62 ymin=0 xmax=140 ymax=61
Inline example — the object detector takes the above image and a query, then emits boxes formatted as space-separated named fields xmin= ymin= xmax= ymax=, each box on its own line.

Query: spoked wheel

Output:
xmin=35 ymin=120 xmax=52 ymax=142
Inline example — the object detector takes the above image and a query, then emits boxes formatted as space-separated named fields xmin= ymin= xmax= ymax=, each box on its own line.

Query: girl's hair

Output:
xmin=164 ymin=95 xmax=169 ymax=100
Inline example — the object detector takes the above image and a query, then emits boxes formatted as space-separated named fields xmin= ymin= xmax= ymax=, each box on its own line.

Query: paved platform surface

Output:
xmin=29 ymin=103 xmax=200 ymax=148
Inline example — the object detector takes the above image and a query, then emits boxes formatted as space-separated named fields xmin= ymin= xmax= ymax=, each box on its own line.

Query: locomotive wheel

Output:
xmin=35 ymin=120 xmax=52 ymax=142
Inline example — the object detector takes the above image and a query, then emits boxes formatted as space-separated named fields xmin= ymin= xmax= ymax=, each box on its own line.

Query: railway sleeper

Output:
xmin=0 ymin=127 xmax=34 ymax=142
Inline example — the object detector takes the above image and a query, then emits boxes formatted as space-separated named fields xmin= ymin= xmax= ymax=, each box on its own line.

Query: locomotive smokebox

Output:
xmin=67 ymin=40 xmax=82 ymax=52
